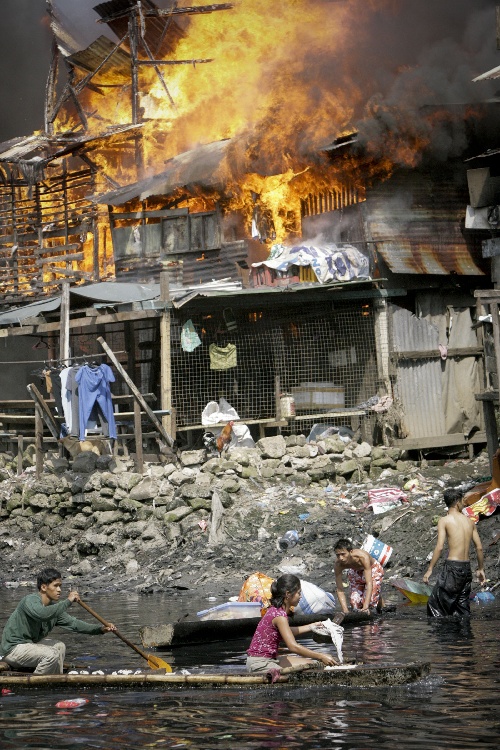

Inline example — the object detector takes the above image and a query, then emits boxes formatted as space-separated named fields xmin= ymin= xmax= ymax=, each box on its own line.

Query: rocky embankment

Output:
xmin=0 ymin=434 xmax=499 ymax=600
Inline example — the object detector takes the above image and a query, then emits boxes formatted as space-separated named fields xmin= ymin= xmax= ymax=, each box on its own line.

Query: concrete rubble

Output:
xmin=0 ymin=435 xmax=499 ymax=601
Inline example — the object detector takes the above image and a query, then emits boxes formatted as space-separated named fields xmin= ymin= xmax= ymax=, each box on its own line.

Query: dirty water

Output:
xmin=0 ymin=590 xmax=499 ymax=749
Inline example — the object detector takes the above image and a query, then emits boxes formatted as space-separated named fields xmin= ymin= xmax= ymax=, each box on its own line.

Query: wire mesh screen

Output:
xmin=170 ymin=300 xmax=379 ymax=433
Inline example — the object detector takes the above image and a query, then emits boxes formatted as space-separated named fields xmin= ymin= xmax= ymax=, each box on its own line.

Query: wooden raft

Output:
xmin=0 ymin=662 xmax=430 ymax=691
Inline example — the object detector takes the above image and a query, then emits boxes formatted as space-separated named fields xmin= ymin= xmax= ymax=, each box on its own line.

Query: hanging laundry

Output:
xmin=209 ymin=343 xmax=237 ymax=370
xmin=66 ymin=365 xmax=81 ymax=437
xmin=59 ymin=366 xmax=73 ymax=433
xmin=76 ymin=363 xmax=117 ymax=441
xmin=181 ymin=319 xmax=201 ymax=352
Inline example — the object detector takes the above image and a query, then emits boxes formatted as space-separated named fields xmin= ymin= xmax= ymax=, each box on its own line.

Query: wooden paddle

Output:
xmin=78 ymin=599 xmax=172 ymax=672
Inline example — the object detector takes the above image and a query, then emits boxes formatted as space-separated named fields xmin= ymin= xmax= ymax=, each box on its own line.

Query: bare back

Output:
xmin=442 ymin=509 xmax=476 ymax=561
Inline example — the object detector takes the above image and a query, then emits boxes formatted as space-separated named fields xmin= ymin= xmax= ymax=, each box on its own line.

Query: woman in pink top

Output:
xmin=246 ymin=574 xmax=338 ymax=673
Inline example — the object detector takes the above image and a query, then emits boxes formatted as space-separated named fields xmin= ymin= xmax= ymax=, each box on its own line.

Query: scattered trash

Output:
xmin=403 ymin=478 xmax=420 ymax=492
xmin=295 ymin=580 xmax=336 ymax=615
xmin=55 ymin=698 xmax=88 ymax=709
xmin=298 ymin=513 xmax=310 ymax=521
xmin=1 ymin=688 xmax=14 ymax=696
xmin=198 ymin=519 xmax=208 ymax=532
xmin=277 ymin=530 xmax=299 ymax=551
xmin=473 ymin=591 xmax=495 ymax=604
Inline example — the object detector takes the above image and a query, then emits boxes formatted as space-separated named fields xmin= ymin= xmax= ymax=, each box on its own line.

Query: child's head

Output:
xmin=334 ymin=538 xmax=353 ymax=564
xmin=270 ymin=574 xmax=301 ymax=608
xmin=443 ymin=487 xmax=464 ymax=509
xmin=37 ymin=567 xmax=62 ymax=591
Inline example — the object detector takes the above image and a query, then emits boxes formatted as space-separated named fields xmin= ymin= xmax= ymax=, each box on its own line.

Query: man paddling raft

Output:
xmin=0 ymin=567 xmax=116 ymax=674
xmin=423 ymin=488 xmax=486 ymax=617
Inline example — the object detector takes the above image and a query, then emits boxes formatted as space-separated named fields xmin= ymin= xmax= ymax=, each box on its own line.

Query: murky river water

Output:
xmin=0 ymin=589 xmax=499 ymax=749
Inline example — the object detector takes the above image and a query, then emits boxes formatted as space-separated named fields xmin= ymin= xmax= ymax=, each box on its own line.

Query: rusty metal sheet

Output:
xmin=365 ymin=171 xmax=486 ymax=276
xmin=390 ymin=304 xmax=446 ymax=439
xmin=94 ymin=0 xmax=186 ymax=58
xmin=67 ymin=35 xmax=131 ymax=83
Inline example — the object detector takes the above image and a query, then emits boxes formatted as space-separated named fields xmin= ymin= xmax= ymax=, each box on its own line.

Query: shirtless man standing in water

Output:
xmin=423 ymin=488 xmax=486 ymax=617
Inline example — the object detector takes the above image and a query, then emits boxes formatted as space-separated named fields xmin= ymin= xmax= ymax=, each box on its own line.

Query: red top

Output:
xmin=247 ymin=606 xmax=287 ymax=658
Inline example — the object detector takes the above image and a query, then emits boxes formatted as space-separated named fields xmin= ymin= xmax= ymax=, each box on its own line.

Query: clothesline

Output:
xmin=0 ymin=351 xmax=126 ymax=365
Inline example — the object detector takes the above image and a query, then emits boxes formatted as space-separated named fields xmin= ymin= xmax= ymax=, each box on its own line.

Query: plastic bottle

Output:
xmin=278 ymin=530 xmax=299 ymax=551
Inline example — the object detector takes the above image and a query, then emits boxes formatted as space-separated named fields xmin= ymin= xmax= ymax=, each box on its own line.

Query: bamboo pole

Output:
xmin=134 ymin=399 xmax=144 ymax=474
xmin=159 ymin=270 xmax=173 ymax=440
xmin=35 ymin=406 xmax=43 ymax=479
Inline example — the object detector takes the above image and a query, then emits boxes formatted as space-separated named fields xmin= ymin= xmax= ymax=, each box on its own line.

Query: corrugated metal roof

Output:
xmin=0 ymin=125 xmax=141 ymax=164
xmin=473 ymin=65 xmax=500 ymax=83
xmin=96 ymin=139 xmax=233 ymax=205
xmin=365 ymin=171 xmax=486 ymax=276
xmin=67 ymin=36 xmax=131 ymax=83
xmin=93 ymin=0 xmax=186 ymax=59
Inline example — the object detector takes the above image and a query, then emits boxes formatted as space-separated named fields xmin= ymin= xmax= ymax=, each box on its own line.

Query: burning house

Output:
xmin=0 ymin=0 xmax=497 ymax=466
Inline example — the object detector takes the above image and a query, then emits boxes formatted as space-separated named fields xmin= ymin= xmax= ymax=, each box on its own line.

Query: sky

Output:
xmin=0 ymin=0 xmax=499 ymax=145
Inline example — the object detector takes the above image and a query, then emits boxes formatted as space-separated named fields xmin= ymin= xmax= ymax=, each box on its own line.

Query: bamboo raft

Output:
xmin=139 ymin=610 xmax=380 ymax=649
xmin=0 ymin=662 xmax=430 ymax=691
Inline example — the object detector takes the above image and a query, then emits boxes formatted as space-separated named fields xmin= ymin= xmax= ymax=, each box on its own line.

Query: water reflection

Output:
xmin=0 ymin=591 xmax=499 ymax=749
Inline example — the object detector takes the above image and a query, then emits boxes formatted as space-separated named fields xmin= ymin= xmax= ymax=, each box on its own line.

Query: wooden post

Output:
xmin=60 ymin=281 xmax=70 ymax=363
xmin=17 ymin=435 xmax=24 ymax=476
xmin=27 ymin=383 xmax=60 ymax=440
xmin=490 ymin=301 xmax=500 ymax=389
xmin=497 ymin=5 xmax=500 ymax=50
xmin=35 ymin=406 xmax=43 ymax=479
xmin=134 ymin=399 xmax=144 ymax=474
xmin=160 ymin=270 xmax=173 ymax=440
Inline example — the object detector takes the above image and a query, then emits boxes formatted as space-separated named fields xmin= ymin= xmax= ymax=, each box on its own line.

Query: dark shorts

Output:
xmin=427 ymin=560 xmax=472 ymax=618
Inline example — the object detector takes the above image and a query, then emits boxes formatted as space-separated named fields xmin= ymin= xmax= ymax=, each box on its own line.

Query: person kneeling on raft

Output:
xmin=246 ymin=574 xmax=338 ymax=673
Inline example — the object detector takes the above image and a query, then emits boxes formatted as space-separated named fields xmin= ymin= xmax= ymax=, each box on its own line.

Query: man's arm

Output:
xmin=472 ymin=526 xmax=486 ymax=584
xmin=423 ymin=518 xmax=447 ymax=583
xmin=360 ymin=556 xmax=373 ymax=612
xmin=23 ymin=595 xmax=72 ymax=622
xmin=334 ymin=563 xmax=349 ymax=614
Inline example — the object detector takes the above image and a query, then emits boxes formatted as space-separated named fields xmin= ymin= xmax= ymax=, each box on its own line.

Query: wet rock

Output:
xmin=72 ymin=451 xmax=98 ymax=473
xmin=371 ymin=456 xmax=397 ymax=469
xmin=69 ymin=559 xmax=93 ymax=576
xmin=257 ymin=435 xmax=286 ymax=459
xmin=115 ymin=472 xmax=143 ymax=492
xmin=77 ymin=533 xmax=109 ymax=554
xmin=96 ymin=455 xmax=114 ymax=471
xmin=187 ymin=497 xmax=212 ymax=512
xmin=336 ymin=459 xmax=358 ymax=477
xmin=91 ymin=496 xmax=118 ymax=512
xmin=130 ymin=478 xmax=159 ymax=501
xmin=164 ymin=506 xmax=194 ymax=523
xmin=324 ymin=436 xmax=346 ymax=454
xmin=93 ymin=510 xmax=123 ymax=526
xmin=168 ymin=470 xmax=195 ymax=487
xmin=180 ymin=449 xmax=206 ymax=466
xmin=354 ymin=442 xmax=372 ymax=458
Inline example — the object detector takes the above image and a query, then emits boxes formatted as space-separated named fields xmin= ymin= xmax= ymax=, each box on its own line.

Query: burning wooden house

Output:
xmin=0 ymin=0 xmax=496 ymax=464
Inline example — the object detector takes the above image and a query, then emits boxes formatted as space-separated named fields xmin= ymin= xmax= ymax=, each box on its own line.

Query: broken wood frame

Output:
xmin=0 ymin=157 xmax=99 ymax=304
xmin=45 ymin=3 xmax=233 ymax=139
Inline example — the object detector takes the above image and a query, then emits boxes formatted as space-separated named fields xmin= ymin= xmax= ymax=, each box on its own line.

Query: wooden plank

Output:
xmin=35 ymin=406 xmax=43 ymax=479
xmin=37 ymin=253 xmax=84 ymax=266
xmin=111 ymin=209 xmax=188 ymax=220
xmin=391 ymin=347 xmax=483 ymax=361
xmin=34 ymin=244 xmax=81 ymax=256
xmin=160 ymin=270 xmax=172 ymax=438
xmin=17 ymin=435 xmax=24 ymax=476
xmin=134 ymin=400 xmax=144 ymax=474
xmin=290 ymin=409 xmax=367 ymax=421
xmin=26 ymin=383 xmax=60 ymax=441
xmin=59 ymin=281 xmax=70 ymax=363
xmin=176 ymin=419 xmax=288 ymax=432
xmin=97 ymin=336 xmax=175 ymax=449
xmin=0 ymin=309 xmax=162 ymax=338
xmin=136 ymin=58 xmax=212 ymax=66
xmin=41 ymin=268 xmax=92 ymax=280
xmin=392 ymin=431 xmax=487 ymax=449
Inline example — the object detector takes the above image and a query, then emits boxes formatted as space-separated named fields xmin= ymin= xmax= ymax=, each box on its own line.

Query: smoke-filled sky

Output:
xmin=0 ymin=0 xmax=499 ymax=155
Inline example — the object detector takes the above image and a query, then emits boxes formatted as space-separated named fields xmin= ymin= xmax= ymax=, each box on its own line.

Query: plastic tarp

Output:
xmin=252 ymin=243 xmax=370 ymax=284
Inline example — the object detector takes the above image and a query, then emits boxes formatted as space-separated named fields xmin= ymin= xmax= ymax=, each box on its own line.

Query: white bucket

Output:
xmin=280 ymin=394 xmax=296 ymax=417
xmin=361 ymin=534 xmax=393 ymax=566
